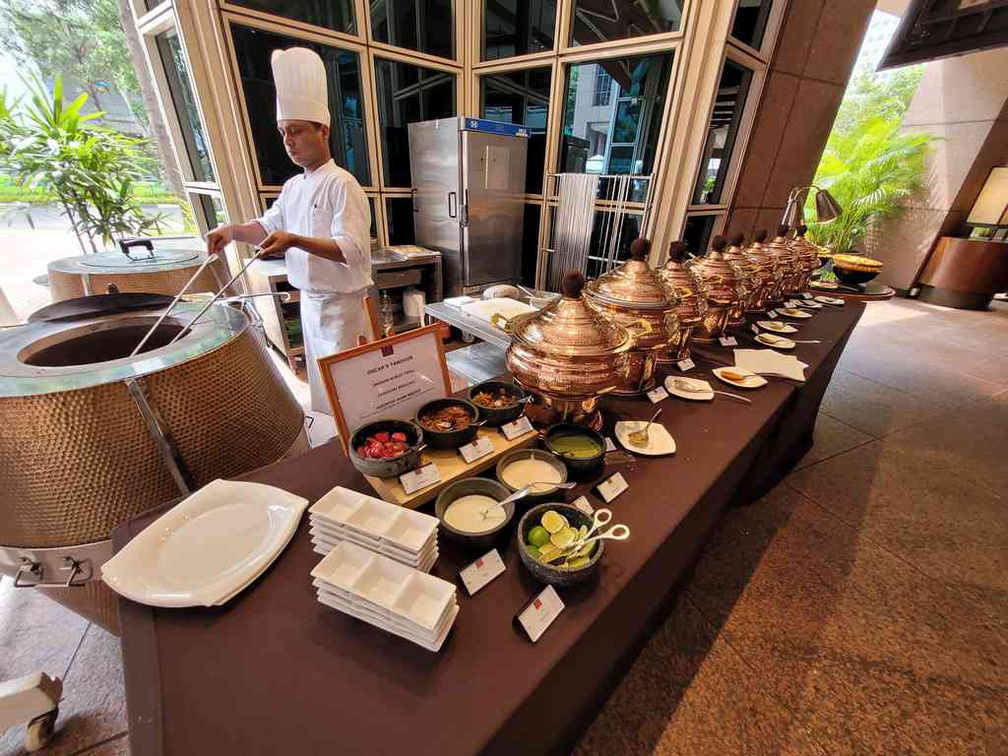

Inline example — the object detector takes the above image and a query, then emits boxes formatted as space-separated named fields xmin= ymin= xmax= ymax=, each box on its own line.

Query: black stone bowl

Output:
xmin=495 ymin=448 xmax=568 ymax=506
xmin=435 ymin=478 xmax=514 ymax=550
xmin=517 ymin=503 xmax=603 ymax=587
xmin=348 ymin=419 xmax=424 ymax=479
xmin=415 ymin=397 xmax=481 ymax=449
xmin=468 ymin=380 xmax=528 ymax=427
xmin=832 ymin=264 xmax=880 ymax=287
xmin=542 ymin=423 xmax=606 ymax=475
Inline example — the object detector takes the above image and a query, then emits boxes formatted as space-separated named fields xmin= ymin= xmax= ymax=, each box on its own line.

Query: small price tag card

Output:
xmin=459 ymin=549 xmax=506 ymax=596
xmin=719 ymin=335 xmax=738 ymax=347
xmin=400 ymin=463 xmax=441 ymax=495
xmin=787 ymin=299 xmax=803 ymax=309
xmin=604 ymin=436 xmax=617 ymax=452
xmin=458 ymin=435 xmax=494 ymax=464
xmin=500 ymin=415 xmax=534 ymax=440
xmin=677 ymin=357 xmax=695 ymax=372
xmin=766 ymin=309 xmax=778 ymax=318
xmin=515 ymin=585 xmax=565 ymax=643
xmin=597 ymin=472 xmax=629 ymax=503
xmin=571 ymin=495 xmax=594 ymax=515
xmin=751 ymin=323 xmax=761 ymax=335
xmin=802 ymin=292 xmax=813 ymax=300
xmin=646 ymin=386 xmax=669 ymax=403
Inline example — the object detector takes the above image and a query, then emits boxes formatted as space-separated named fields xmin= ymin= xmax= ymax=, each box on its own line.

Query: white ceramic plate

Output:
xmin=800 ymin=300 xmax=823 ymax=309
xmin=665 ymin=375 xmax=714 ymax=401
xmin=779 ymin=307 xmax=813 ymax=319
xmin=814 ymin=295 xmax=844 ymax=306
xmin=101 ymin=479 xmax=308 ymax=608
xmin=755 ymin=333 xmax=796 ymax=350
xmin=713 ymin=366 xmax=768 ymax=389
xmin=811 ymin=280 xmax=838 ymax=290
xmin=615 ymin=420 xmax=677 ymax=455
xmin=757 ymin=320 xmax=797 ymax=334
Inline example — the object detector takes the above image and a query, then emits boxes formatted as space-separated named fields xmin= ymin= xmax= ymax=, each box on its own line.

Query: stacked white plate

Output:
xmin=311 ymin=541 xmax=459 ymax=652
xmin=309 ymin=486 xmax=439 ymax=572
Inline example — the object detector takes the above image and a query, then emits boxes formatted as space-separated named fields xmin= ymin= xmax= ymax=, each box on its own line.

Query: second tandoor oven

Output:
xmin=409 ymin=117 xmax=528 ymax=297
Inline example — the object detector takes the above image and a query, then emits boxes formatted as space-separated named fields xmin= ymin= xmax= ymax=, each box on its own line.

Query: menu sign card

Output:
xmin=460 ymin=549 xmax=506 ymax=596
xmin=500 ymin=415 xmax=533 ymax=440
xmin=646 ymin=386 xmax=669 ymax=403
xmin=515 ymin=585 xmax=565 ymax=642
xmin=719 ymin=335 xmax=738 ymax=347
xmin=677 ymin=358 xmax=695 ymax=372
xmin=458 ymin=436 xmax=494 ymax=464
xmin=597 ymin=472 xmax=628 ymax=502
xmin=766 ymin=309 xmax=778 ymax=318
xmin=400 ymin=463 xmax=441 ymax=495
xmin=318 ymin=325 xmax=451 ymax=454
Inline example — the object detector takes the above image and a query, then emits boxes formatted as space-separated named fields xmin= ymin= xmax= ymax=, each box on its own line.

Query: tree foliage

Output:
xmin=0 ymin=75 xmax=167 ymax=252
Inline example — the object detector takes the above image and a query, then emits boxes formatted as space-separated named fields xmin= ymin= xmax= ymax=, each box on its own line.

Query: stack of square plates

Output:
xmin=311 ymin=541 xmax=458 ymax=652
xmin=309 ymin=486 xmax=438 ymax=572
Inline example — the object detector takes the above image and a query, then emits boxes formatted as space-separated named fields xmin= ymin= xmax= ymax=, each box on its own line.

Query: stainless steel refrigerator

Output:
xmin=408 ymin=117 xmax=528 ymax=297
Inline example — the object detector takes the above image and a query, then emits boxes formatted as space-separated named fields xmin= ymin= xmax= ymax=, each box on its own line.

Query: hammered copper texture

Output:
xmin=49 ymin=265 xmax=223 ymax=303
xmin=0 ymin=328 xmax=303 ymax=548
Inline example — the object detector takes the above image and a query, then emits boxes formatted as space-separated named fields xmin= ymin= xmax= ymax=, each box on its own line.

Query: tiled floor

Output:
xmin=2 ymin=298 xmax=1005 ymax=755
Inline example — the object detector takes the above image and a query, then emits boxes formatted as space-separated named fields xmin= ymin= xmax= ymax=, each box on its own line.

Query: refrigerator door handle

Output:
xmin=447 ymin=191 xmax=457 ymax=219
xmin=461 ymin=189 xmax=469 ymax=227
xmin=411 ymin=187 xmax=418 ymax=213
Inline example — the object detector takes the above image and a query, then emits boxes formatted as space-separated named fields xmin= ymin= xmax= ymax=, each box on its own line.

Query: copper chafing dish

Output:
xmin=687 ymin=235 xmax=743 ymax=342
xmin=764 ymin=225 xmax=803 ymax=299
xmin=583 ymin=238 xmax=678 ymax=395
xmin=742 ymin=229 xmax=780 ymax=309
xmin=790 ymin=224 xmax=823 ymax=290
xmin=723 ymin=233 xmax=760 ymax=323
xmin=658 ymin=241 xmax=708 ymax=362
xmin=501 ymin=270 xmax=632 ymax=429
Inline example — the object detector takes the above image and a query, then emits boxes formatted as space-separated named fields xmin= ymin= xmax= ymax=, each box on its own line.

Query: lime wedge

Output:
xmin=528 ymin=525 xmax=550 ymax=548
xmin=537 ymin=543 xmax=559 ymax=562
xmin=566 ymin=556 xmax=591 ymax=570
xmin=550 ymin=527 xmax=576 ymax=549
xmin=525 ymin=544 xmax=540 ymax=559
xmin=541 ymin=510 xmax=565 ymax=534
xmin=576 ymin=540 xmax=597 ymax=559
xmin=578 ymin=525 xmax=588 ymax=540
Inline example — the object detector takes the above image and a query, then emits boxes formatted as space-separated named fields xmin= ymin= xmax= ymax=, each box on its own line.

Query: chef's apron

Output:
xmin=301 ymin=289 xmax=372 ymax=414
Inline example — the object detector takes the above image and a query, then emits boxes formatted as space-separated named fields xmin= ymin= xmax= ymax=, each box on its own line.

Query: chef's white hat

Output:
xmin=271 ymin=47 xmax=330 ymax=127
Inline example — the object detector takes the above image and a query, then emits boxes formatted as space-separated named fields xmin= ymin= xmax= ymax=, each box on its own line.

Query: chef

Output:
xmin=207 ymin=47 xmax=372 ymax=414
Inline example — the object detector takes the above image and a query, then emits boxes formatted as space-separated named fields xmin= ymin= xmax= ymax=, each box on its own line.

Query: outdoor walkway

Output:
xmin=1 ymin=297 xmax=1005 ymax=755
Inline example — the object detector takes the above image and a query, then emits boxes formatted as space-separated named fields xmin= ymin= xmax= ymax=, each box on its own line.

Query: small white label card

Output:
xmin=400 ymin=463 xmax=441 ymax=495
xmin=571 ymin=495 xmax=594 ymax=515
xmin=604 ymin=436 xmax=617 ymax=452
xmin=646 ymin=385 xmax=669 ymax=403
xmin=458 ymin=435 xmax=494 ymax=464
xmin=751 ymin=323 xmax=761 ymax=335
xmin=766 ymin=309 xmax=778 ymax=318
xmin=597 ymin=472 xmax=629 ymax=503
xmin=801 ymin=292 xmax=813 ymax=299
xmin=677 ymin=357 xmax=695 ymax=372
xmin=500 ymin=415 xmax=534 ymax=440
xmin=515 ymin=585 xmax=565 ymax=643
xmin=719 ymin=335 xmax=738 ymax=347
xmin=459 ymin=549 xmax=506 ymax=596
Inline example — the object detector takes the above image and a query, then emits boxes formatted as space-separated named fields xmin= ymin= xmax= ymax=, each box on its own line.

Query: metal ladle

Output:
xmin=130 ymin=253 xmax=219 ymax=357
xmin=480 ymin=481 xmax=577 ymax=519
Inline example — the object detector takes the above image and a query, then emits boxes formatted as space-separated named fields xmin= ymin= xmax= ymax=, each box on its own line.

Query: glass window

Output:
xmin=368 ymin=198 xmax=378 ymax=240
xmin=155 ymin=31 xmax=215 ymax=183
xmin=692 ymin=59 xmax=753 ymax=205
xmin=559 ymin=54 xmax=672 ymax=201
xmin=371 ymin=0 xmax=454 ymax=60
xmin=483 ymin=0 xmax=557 ymax=61
xmin=230 ymin=24 xmax=370 ymax=188
xmin=480 ymin=68 xmax=550 ymax=193
xmin=374 ymin=58 xmax=456 ymax=187
xmin=682 ymin=214 xmax=720 ymax=257
xmin=583 ymin=210 xmax=642 ymax=279
xmin=570 ymin=0 xmax=683 ymax=46
xmin=191 ymin=193 xmax=227 ymax=231
xmin=520 ymin=203 xmax=541 ymax=286
xmin=227 ymin=0 xmax=356 ymax=35
xmin=386 ymin=196 xmax=416 ymax=244
xmin=731 ymin=0 xmax=774 ymax=50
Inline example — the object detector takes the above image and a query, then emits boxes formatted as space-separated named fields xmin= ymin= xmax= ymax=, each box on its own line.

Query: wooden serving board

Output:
xmin=364 ymin=426 xmax=538 ymax=509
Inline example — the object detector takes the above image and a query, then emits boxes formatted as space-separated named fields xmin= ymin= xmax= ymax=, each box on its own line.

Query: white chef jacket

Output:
xmin=254 ymin=159 xmax=372 ymax=294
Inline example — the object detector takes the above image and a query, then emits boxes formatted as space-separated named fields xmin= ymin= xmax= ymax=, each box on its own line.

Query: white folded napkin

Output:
xmin=733 ymin=348 xmax=808 ymax=382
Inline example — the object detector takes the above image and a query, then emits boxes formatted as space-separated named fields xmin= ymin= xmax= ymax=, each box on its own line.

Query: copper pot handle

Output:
xmin=626 ymin=318 xmax=654 ymax=338
xmin=490 ymin=313 xmax=512 ymax=332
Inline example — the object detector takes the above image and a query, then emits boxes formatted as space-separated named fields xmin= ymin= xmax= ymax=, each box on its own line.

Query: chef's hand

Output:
xmin=206 ymin=224 xmax=234 ymax=255
xmin=259 ymin=230 xmax=297 ymax=259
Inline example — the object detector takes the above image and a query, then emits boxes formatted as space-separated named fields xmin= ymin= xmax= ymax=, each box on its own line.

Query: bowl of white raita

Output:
xmin=435 ymin=478 xmax=515 ymax=549
xmin=495 ymin=448 xmax=568 ymax=505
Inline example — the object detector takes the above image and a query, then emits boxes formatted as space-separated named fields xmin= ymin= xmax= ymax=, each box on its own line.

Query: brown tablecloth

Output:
xmin=115 ymin=302 xmax=864 ymax=756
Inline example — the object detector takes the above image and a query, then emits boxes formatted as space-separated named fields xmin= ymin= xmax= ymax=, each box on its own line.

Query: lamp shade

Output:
xmin=782 ymin=197 xmax=805 ymax=228
xmin=966 ymin=166 xmax=1008 ymax=226
xmin=814 ymin=189 xmax=842 ymax=223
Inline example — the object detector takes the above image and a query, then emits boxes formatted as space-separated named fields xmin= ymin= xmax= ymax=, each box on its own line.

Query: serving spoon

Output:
xmin=671 ymin=378 xmax=752 ymax=405
xmin=628 ymin=407 xmax=662 ymax=447
xmin=479 ymin=482 xmax=577 ymax=519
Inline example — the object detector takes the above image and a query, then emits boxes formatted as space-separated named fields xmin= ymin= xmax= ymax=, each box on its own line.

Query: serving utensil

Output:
xmin=542 ymin=508 xmax=630 ymax=564
xmin=670 ymin=377 xmax=752 ymax=404
xmin=480 ymin=482 xmax=577 ymax=518
xmin=130 ymin=253 xmax=219 ymax=356
xmin=628 ymin=408 xmax=662 ymax=446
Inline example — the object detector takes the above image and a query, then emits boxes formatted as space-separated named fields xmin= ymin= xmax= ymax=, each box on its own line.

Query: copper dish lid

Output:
xmin=659 ymin=241 xmax=707 ymax=325
xmin=791 ymin=224 xmax=823 ymax=272
xmin=504 ymin=271 xmax=632 ymax=400
xmin=766 ymin=224 xmax=801 ymax=271
xmin=687 ymin=235 xmax=742 ymax=305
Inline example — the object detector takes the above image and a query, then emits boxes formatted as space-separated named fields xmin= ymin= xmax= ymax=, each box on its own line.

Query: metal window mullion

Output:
xmin=219 ymin=2 xmax=366 ymax=46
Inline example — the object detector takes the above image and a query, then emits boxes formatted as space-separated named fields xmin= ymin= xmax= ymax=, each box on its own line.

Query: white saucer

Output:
xmin=814 ymin=295 xmax=844 ymax=306
xmin=779 ymin=308 xmax=813 ymax=319
xmin=713 ymin=366 xmax=768 ymax=389
xmin=755 ymin=333 xmax=795 ymax=350
xmin=665 ymin=375 xmax=714 ymax=401
xmin=800 ymin=300 xmax=823 ymax=309
xmin=615 ymin=421 xmax=677 ymax=455
xmin=757 ymin=320 xmax=797 ymax=334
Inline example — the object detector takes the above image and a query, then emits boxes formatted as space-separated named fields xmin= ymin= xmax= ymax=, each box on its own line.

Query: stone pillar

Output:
xmin=867 ymin=47 xmax=1008 ymax=293
xmin=726 ymin=0 xmax=877 ymax=239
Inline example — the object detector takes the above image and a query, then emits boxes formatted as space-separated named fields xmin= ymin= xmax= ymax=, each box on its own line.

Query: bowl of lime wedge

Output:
xmin=517 ymin=503 xmax=603 ymax=587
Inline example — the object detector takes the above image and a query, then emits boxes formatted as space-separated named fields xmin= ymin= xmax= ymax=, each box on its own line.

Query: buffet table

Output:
xmin=115 ymin=301 xmax=865 ymax=756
